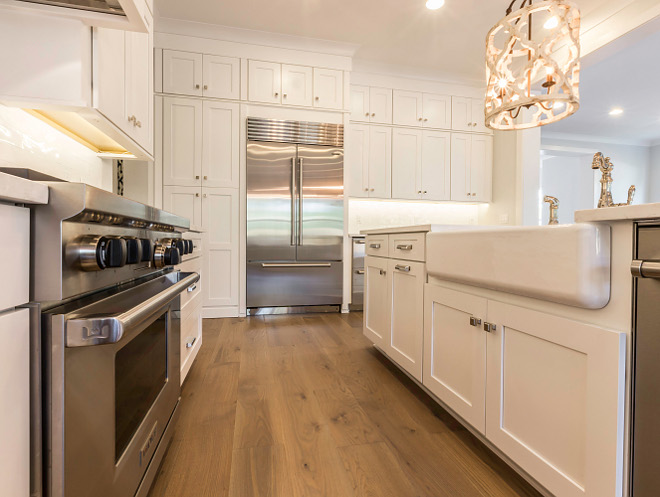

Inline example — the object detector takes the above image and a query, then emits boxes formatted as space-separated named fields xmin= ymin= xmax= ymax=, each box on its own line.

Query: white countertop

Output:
xmin=575 ymin=203 xmax=660 ymax=223
xmin=0 ymin=172 xmax=49 ymax=205
xmin=360 ymin=224 xmax=449 ymax=235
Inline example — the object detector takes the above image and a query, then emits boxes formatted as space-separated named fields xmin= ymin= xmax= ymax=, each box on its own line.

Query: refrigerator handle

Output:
xmin=298 ymin=157 xmax=304 ymax=246
xmin=290 ymin=157 xmax=296 ymax=246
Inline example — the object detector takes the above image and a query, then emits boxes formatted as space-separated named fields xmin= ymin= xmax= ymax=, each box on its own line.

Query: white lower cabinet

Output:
xmin=423 ymin=285 xmax=487 ymax=432
xmin=363 ymin=256 xmax=390 ymax=350
xmin=0 ymin=308 xmax=30 ymax=497
xmin=388 ymin=259 xmax=424 ymax=381
xmin=421 ymin=285 xmax=626 ymax=497
xmin=363 ymin=251 xmax=425 ymax=382
xmin=486 ymin=301 xmax=626 ymax=497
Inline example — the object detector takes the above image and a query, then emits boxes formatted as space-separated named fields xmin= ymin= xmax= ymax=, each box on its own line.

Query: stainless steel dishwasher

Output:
xmin=630 ymin=222 xmax=660 ymax=496
xmin=350 ymin=236 xmax=365 ymax=311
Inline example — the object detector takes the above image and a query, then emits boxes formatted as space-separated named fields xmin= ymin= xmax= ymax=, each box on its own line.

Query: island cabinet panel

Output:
xmin=363 ymin=256 xmax=391 ymax=350
xmin=423 ymin=285 xmax=488 ymax=433
xmin=486 ymin=301 xmax=626 ymax=497
xmin=388 ymin=259 xmax=425 ymax=381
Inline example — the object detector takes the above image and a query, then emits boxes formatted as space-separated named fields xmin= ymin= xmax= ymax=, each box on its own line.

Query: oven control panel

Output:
xmin=65 ymin=235 xmax=194 ymax=271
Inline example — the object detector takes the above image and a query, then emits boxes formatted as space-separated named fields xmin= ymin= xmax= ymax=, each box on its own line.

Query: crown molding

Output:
xmin=154 ymin=16 xmax=359 ymax=58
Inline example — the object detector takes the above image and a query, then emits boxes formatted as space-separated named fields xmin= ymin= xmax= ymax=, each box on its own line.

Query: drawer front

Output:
xmin=180 ymin=270 xmax=202 ymax=310
xmin=182 ymin=287 xmax=203 ymax=321
xmin=389 ymin=232 xmax=425 ymax=261
xmin=180 ymin=302 xmax=202 ymax=373
xmin=366 ymin=235 xmax=390 ymax=257
xmin=179 ymin=252 xmax=201 ymax=274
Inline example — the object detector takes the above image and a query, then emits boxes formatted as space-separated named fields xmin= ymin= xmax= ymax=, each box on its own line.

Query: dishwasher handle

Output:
xmin=631 ymin=260 xmax=660 ymax=279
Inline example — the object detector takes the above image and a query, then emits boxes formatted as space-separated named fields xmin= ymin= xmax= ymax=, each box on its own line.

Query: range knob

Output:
xmin=124 ymin=237 xmax=143 ymax=264
xmin=185 ymin=240 xmax=194 ymax=254
xmin=165 ymin=247 xmax=181 ymax=265
xmin=97 ymin=236 xmax=126 ymax=269
xmin=140 ymin=238 xmax=153 ymax=262
xmin=173 ymin=239 xmax=186 ymax=255
xmin=153 ymin=244 xmax=181 ymax=268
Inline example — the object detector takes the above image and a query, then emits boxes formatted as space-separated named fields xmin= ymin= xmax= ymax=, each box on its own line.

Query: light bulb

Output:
xmin=609 ymin=108 xmax=624 ymax=116
xmin=426 ymin=0 xmax=445 ymax=10
xmin=544 ymin=16 xmax=559 ymax=29
xmin=545 ymin=66 xmax=554 ymax=75
xmin=496 ymin=78 xmax=508 ymax=90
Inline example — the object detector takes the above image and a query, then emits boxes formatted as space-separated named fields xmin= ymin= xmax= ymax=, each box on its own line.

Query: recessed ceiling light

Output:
xmin=544 ymin=16 xmax=559 ymax=29
xmin=609 ymin=108 xmax=624 ymax=116
xmin=426 ymin=0 xmax=445 ymax=10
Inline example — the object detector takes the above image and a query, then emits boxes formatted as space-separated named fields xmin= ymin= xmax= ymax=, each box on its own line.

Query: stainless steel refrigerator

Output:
xmin=247 ymin=117 xmax=344 ymax=311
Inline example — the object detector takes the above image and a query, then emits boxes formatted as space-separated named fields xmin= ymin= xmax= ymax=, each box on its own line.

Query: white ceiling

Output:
xmin=157 ymin=0 xmax=608 ymax=82
xmin=543 ymin=21 xmax=660 ymax=145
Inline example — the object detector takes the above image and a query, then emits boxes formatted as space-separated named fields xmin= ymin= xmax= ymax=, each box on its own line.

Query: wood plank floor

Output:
xmin=148 ymin=313 xmax=543 ymax=497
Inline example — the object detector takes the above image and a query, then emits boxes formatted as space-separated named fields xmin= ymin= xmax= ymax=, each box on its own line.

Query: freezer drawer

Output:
xmin=247 ymin=261 xmax=342 ymax=308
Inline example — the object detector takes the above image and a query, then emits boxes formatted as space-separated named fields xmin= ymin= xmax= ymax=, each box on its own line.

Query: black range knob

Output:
xmin=186 ymin=240 xmax=194 ymax=254
xmin=140 ymin=238 xmax=153 ymax=262
xmin=124 ymin=237 xmax=142 ymax=264
xmin=173 ymin=239 xmax=186 ymax=255
xmin=97 ymin=237 xmax=126 ymax=269
xmin=164 ymin=247 xmax=181 ymax=266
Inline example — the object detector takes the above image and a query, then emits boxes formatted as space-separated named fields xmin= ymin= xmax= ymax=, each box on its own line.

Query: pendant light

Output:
xmin=485 ymin=0 xmax=581 ymax=130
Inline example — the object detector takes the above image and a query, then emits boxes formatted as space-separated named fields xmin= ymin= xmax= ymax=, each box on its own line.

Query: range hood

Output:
xmin=16 ymin=0 xmax=125 ymax=15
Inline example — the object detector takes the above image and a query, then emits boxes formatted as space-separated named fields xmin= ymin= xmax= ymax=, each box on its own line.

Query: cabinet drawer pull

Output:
xmin=355 ymin=269 xmax=365 ymax=275
xmin=469 ymin=317 xmax=482 ymax=327
xmin=186 ymin=336 xmax=197 ymax=349
xmin=394 ymin=264 xmax=410 ymax=272
xmin=396 ymin=244 xmax=413 ymax=251
xmin=354 ymin=239 xmax=365 ymax=245
xmin=483 ymin=322 xmax=497 ymax=333
xmin=187 ymin=284 xmax=197 ymax=293
xmin=369 ymin=243 xmax=381 ymax=249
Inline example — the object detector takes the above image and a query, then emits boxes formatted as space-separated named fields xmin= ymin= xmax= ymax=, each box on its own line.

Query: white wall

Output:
xmin=648 ymin=144 xmax=660 ymax=203
xmin=539 ymin=155 xmax=595 ymax=225
xmin=348 ymin=199 xmax=479 ymax=234
xmin=0 ymin=104 xmax=112 ymax=189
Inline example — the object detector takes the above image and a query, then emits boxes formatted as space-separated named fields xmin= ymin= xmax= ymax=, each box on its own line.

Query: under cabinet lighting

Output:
xmin=426 ymin=0 xmax=444 ymax=10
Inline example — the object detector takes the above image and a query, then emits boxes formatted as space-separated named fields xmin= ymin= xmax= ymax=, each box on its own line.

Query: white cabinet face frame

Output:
xmin=203 ymin=188 xmax=239 ymax=308
xmin=393 ymin=90 xmax=424 ymax=127
xmin=423 ymin=285 xmax=487 ymax=433
xmin=313 ymin=68 xmax=343 ymax=109
xmin=350 ymin=85 xmax=370 ymax=122
xmin=422 ymin=93 xmax=452 ymax=129
xmin=202 ymin=55 xmax=240 ymax=99
xmin=248 ymin=60 xmax=282 ymax=104
xmin=388 ymin=259 xmax=424 ymax=381
xmin=486 ymin=301 xmax=626 ymax=497
xmin=163 ymin=50 xmax=203 ymax=96
xmin=391 ymin=128 xmax=422 ymax=200
xmin=421 ymin=131 xmax=451 ymax=201
xmin=363 ymin=255 xmax=391 ymax=349
xmin=163 ymin=186 xmax=202 ymax=229
xmin=202 ymin=100 xmax=239 ymax=188
xmin=281 ymin=64 xmax=313 ymax=106
xmin=367 ymin=126 xmax=392 ymax=199
xmin=162 ymin=97 xmax=203 ymax=187
xmin=369 ymin=87 xmax=393 ymax=124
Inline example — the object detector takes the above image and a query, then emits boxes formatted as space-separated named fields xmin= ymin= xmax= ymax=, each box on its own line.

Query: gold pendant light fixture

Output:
xmin=485 ymin=0 xmax=581 ymax=130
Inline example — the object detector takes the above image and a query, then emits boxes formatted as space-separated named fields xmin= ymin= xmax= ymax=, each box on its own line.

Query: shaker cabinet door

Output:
xmin=470 ymin=134 xmax=493 ymax=202
xmin=450 ymin=133 xmax=472 ymax=201
xmin=248 ymin=60 xmax=282 ymax=104
xmin=350 ymin=85 xmax=370 ymax=122
xmin=367 ymin=126 xmax=392 ymax=199
xmin=347 ymin=124 xmax=369 ymax=198
xmin=391 ymin=127 xmax=422 ymax=200
xmin=203 ymin=55 xmax=240 ymax=99
xmin=393 ymin=90 xmax=423 ymax=127
xmin=202 ymin=100 xmax=239 ymax=188
xmin=162 ymin=97 xmax=203 ymax=187
xmin=313 ymin=68 xmax=343 ymax=109
xmin=282 ymin=64 xmax=313 ymax=106
xmin=125 ymin=30 xmax=152 ymax=153
xmin=163 ymin=186 xmax=202 ymax=230
xmin=363 ymin=255 xmax=391 ymax=350
xmin=163 ymin=50 xmax=203 ymax=96
xmin=422 ymin=93 xmax=451 ymax=129
xmin=369 ymin=87 xmax=393 ymax=124
xmin=451 ymin=96 xmax=472 ymax=132
xmin=421 ymin=131 xmax=451 ymax=201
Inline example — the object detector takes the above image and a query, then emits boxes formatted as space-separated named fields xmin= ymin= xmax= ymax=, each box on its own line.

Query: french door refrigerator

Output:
xmin=246 ymin=117 xmax=344 ymax=311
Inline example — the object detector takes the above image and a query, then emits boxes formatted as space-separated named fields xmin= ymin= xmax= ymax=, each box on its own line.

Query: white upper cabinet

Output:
xmin=452 ymin=96 xmax=490 ymax=133
xmin=163 ymin=50 xmax=203 ymax=96
xmin=350 ymin=86 xmax=393 ymax=124
xmin=248 ymin=60 xmax=282 ymax=104
xmin=350 ymin=85 xmax=370 ymax=122
xmin=202 ymin=101 xmax=239 ymax=188
xmin=450 ymin=133 xmax=492 ymax=202
xmin=95 ymin=28 xmax=125 ymax=132
xmin=422 ymin=93 xmax=451 ymax=129
xmin=282 ymin=64 xmax=313 ymax=106
xmin=347 ymin=124 xmax=391 ymax=199
xmin=421 ymin=131 xmax=451 ymax=201
xmin=393 ymin=90 xmax=424 ymax=127
xmin=202 ymin=55 xmax=240 ymax=99
xmin=347 ymin=124 xmax=369 ymax=198
xmin=313 ymin=68 xmax=343 ymax=109
xmin=125 ymin=30 xmax=152 ymax=151
xmin=163 ymin=51 xmax=239 ymax=99
xmin=392 ymin=128 xmax=422 ymax=200
xmin=162 ymin=97 xmax=203 ymax=187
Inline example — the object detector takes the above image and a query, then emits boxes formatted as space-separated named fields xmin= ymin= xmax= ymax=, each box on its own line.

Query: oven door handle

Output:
xmin=65 ymin=272 xmax=200 ymax=347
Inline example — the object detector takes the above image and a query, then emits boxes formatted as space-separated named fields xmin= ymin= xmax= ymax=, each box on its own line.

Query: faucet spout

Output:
xmin=544 ymin=195 xmax=559 ymax=225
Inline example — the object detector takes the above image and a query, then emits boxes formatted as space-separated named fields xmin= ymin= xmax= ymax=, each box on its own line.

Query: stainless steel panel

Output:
xmin=296 ymin=145 xmax=344 ymax=261
xmin=631 ymin=224 xmax=660 ymax=496
xmin=351 ymin=237 xmax=365 ymax=310
xmin=247 ymin=142 xmax=297 ymax=262
xmin=247 ymin=117 xmax=343 ymax=147
xmin=247 ymin=261 xmax=342 ymax=308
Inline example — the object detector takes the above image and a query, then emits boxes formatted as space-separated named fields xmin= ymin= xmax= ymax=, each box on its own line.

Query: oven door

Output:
xmin=43 ymin=271 xmax=199 ymax=497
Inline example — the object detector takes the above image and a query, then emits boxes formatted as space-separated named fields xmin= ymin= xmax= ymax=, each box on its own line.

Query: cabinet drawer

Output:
xmin=180 ymin=302 xmax=202 ymax=378
xmin=180 ymin=271 xmax=202 ymax=311
xmin=389 ymin=232 xmax=425 ymax=262
xmin=365 ymin=235 xmax=389 ymax=257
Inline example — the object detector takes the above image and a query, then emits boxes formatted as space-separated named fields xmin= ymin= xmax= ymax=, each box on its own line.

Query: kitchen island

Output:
xmin=360 ymin=210 xmax=654 ymax=497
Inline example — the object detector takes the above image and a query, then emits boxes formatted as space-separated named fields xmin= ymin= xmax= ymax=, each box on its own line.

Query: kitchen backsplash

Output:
xmin=0 ymin=104 xmax=112 ymax=189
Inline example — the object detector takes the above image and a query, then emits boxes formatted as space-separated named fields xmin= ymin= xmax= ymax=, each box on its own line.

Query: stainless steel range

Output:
xmin=30 ymin=182 xmax=199 ymax=497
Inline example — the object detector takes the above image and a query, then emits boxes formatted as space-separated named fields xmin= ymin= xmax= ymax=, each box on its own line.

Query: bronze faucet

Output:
xmin=543 ymin=195 xmax=559 ymax=225
xmin=592 ymin=152 xmax=635 ymax=208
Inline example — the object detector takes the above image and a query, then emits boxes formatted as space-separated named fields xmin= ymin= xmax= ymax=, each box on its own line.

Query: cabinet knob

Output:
xmin=195 ymin=175 xmax=200 ymax=180
xmin=418 ymin=117 xmax=423 ymax=121
xmin=365 ymin=112 xmax=370 ymax=116
xmin=364 ymin=188 xmax=369 ymax=192
xmin=473 ymin=122 xmax=478 ymax=126
xmin=204 ymin=175 xmax=208 ymax=180
xmin=370 ymin=188 xmax=374 ymax=192
xmin=204 ymin=85 xmax=208 ymax=90
xmin=275 ymin=92 xmax=279 ymax=97
xmin=423 ymin=118 xmax=428 ymax=122
xmin=195 ymin=84 xmax=200 ymax=89
xmin=371 ymin=113 xmax=375 ymax=117
xmin=467 ymin=193 xmax=471 ymax=197
xmin=472 ymin=193 xmax=476 ymax=196
xmin=195 ymin=193 xmax=200 ymax=197
xmin=424 ymin=190 xmax=428 ymax=194
xmin=315 ymin=96 xmax=320 ymax=101
xmin=203 ymin=194 xmax=208 ymax=198
xmin=283 ymin=93 xmax=287 ymax=98
xmin=417 ymin=190 xmax=422 ymax=194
